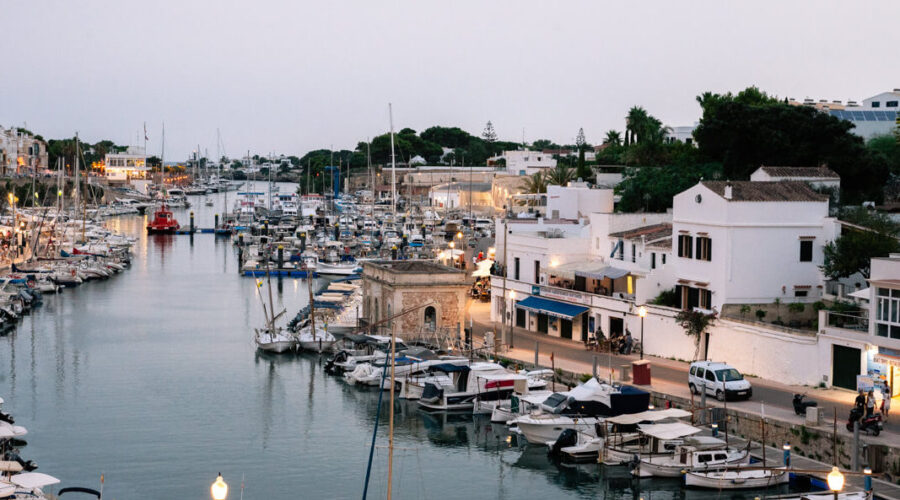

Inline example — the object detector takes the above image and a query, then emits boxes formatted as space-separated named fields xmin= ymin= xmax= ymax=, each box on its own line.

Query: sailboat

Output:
xmin=253 ymin=252 xmax=296 ymax=353
xmin=296 ymin=272 xmax=335 ymax=353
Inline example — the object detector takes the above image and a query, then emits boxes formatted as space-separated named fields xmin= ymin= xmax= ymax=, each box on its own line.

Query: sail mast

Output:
xmin=389 ymin=103 xmax=396 ymax=221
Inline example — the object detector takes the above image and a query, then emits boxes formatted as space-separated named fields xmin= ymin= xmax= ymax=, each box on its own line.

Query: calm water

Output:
xmin=0 ymin=183 xmax=795 ymax=499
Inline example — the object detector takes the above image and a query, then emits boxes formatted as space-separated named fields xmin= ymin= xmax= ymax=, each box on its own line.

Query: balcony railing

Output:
xmin=825 ymin=311 xmax=869 ymax=332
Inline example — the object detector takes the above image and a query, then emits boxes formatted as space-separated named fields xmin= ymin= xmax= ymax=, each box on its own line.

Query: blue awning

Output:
xmin=516 ymin=296 xmax=588 ymax=320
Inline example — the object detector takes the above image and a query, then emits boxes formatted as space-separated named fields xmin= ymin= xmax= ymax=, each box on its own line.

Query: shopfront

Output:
xmin=515 ymin=295 xmax=588 ymax=341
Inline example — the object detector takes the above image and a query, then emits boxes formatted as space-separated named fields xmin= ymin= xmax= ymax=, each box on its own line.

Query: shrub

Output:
xmin=788 ymin=303 xmax=805 ymax=314
xmin=739 ymin=305 xmax=751 ymax=318
xmin=651 ymin=288 xmax=679 ymax=308
xmin=755 ymin=309 xmax=766 ymax=321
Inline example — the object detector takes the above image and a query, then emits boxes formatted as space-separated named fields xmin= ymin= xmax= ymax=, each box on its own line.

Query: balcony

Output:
xmin=824 ymin=310 xmax=869 ymax=332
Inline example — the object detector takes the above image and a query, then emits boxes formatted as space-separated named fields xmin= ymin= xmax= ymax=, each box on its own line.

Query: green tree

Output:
xmin=693 ymin=86 xmax=886 ymax=203
xmin=821 ymin=208 xmax=900 ymax=279
xmin=519 ymin=172 xmax=548 ymax=194
xmin=546 ymin=164 xmax=574 ymax=186
xmin=482 ymin=121 xmax=497 ymax=157
xmin=614 ymin=163 xmax=722 ymax=212
xmin=676 ymin=310 xmax=716 ymax=361
xmin=603 ymin=130 xmax=622 ymax=146
xmin=575 ymin=127 xmax=590 ymax=180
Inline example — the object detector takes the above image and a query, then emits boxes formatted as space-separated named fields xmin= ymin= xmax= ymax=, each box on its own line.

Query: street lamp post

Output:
xmin=509 ymin=290 xmax=516 ymax=349
xmin=638 ymin=305 xmax=647 ymax=360
xmin=211 ymin=473 xmax=228 ymax=500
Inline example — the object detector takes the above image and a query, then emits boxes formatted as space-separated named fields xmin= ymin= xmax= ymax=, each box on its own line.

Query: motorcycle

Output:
xmin=793 ymin=393 xmax=817 ymax=416
xmin=847 ymin=406 xmax=883 ymax=436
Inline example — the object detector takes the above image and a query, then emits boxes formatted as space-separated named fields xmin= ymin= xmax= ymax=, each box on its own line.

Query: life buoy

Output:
xmin=70 ymin=269 xmax=76 ymax=277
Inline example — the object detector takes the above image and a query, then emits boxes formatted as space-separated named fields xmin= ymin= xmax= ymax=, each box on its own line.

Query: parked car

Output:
xmin=688 ymin=361 xmax=752 ymax=401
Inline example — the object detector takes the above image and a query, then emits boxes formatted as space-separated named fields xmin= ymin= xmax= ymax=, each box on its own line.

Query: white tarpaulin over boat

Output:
xmin=472 ymin=260 xmax=494 ymax=278
xmin=10 ymin=472 xmax=60 ymax=489
xmin=637 ymin=422 xmax=702 ymax=440
xmin=605 ymin=408 xmax=691 ymax=425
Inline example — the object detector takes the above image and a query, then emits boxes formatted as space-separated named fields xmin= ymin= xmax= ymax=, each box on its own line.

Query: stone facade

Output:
xmin=361 ymin=260 xmax=469 ymax=338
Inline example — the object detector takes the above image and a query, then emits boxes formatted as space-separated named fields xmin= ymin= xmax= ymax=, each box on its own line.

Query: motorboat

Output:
xmin=418 ymin=362 xmax=527 ymax=412
xmin=316 ymin=260 xmax=361 ymax=276
xmin=683 ymin=467 xmax=789 ymax=489
xmin=146 ymin=204 xmax=180 ymax=234
xmin=512 ymin=378 xmax=649 ymax=445
xmin=551 ymin=408 xmax=695 ymax=464
xmin=634 ymin=433 xmax=750 ymax=477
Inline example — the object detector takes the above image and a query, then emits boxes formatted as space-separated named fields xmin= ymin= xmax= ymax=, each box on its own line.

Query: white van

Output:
xmin=688 ymin=361 xmax=752 ymax=401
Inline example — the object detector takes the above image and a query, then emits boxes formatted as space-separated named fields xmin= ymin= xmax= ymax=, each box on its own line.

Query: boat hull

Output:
xmin=256 ymin=340 xmax=296 ymax=353
xmin=514 ymin=417 xmax=601 ymax=445
xmin=684 ymin=468 xmax=789 ymax=489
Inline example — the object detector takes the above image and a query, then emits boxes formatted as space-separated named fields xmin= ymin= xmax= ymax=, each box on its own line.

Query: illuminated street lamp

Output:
xmin=638 ymin=305 xmax=647 ymax=360
xmin=827 ymin=466 xmax=844 ymax=500
xmin=211 ymin=473 xmax=228 ymax=500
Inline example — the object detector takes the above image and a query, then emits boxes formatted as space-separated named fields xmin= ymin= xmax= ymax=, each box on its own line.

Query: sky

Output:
xmin=1 ymin=0 xmax=898 ymax=160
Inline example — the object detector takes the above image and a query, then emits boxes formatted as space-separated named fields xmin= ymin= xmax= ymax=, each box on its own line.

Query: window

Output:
xmin=534 ymin=260 xmax=540 ymax=284
xmin=677 ymin=235 xmax=693 ymax=258
xmin=794 ymin=290 xmax=808 ymax=297
xmin=704 ymin=371 xmax=716 ymax=382
xmin=799 ymin=240 xmax=813 ymax=262
xmin=651 ymin=253 xmax=656 ymax=270
xmin=695 ymin=237 xmax=712 ymax=261
xmin=876 ymin=288 xmax=900 ymax=339
xmin=631 ymin=243 xmax=636 ymax=263
xmin=617 ymin=239 xmax=624 ymax=260
xmin=888 ymin=101 xmax=899 ymax=108
xmin=662 ymin=254 xmax=666 ymax=265
xmin=514 ymin=257 xmax=520 ymax=280
xmin=699 ymin=289 xmax=711 ymax=309
xmin=872 ymin=101 xmax=881 ymax=108
xmin=689 ymin=366 xmax=697 ymax=376
xmin=696 ymin=367 xmax=705 ymax=378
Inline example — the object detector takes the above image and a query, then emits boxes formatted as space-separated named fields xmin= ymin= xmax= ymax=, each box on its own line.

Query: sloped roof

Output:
xmin=759 ymin=166 xmax=839 ymax=179
xmin=610 ymin=223 xmax=672 ymax=241
xmin=701 ymin=181 xmax=828 ymax=203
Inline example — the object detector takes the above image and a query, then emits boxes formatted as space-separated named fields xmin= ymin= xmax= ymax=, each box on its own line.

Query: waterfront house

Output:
xmin=502 ymin=150 xmax=557 ymax=176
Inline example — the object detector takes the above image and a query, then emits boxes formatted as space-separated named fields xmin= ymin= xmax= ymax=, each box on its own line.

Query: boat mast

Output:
xmin=73 ymin=132 xmax=80 ymax=214
xmin=387 ymin=306 xmax=397 ymax=500
xmin=307 ymin=271 xmax=316 ymax=341
xmin=389 ymin=103 xmax=396 ymax=222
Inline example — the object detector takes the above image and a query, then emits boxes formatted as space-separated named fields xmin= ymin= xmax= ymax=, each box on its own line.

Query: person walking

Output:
xmin=855 ymin=390 xmax=866 ymax=410
xmin=866 ymin=390 xmax=876 ymax=417
xmin=883 ymin=384 xmax=892 ymax=420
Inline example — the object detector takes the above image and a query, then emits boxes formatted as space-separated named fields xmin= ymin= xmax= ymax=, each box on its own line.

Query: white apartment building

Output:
xmin=503 ymin=150 xmax=556 ymax=176
xmin=0 ymin=126 xmax=48 ymax=176
xmin=792 ymin=89 xmax=900 ymax=140
xmin=672 ymin=181 xmax=838 ymax=312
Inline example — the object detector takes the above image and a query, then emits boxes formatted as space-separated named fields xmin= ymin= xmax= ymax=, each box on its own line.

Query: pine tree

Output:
xmin=482 ymin=121 xmax=498 ymax=156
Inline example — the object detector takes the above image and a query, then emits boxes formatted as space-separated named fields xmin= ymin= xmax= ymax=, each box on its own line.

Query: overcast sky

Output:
xmin=1 ymin=0 xmax=898 ymax=160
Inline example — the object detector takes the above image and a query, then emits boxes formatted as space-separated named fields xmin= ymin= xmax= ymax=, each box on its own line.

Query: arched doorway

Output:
xmin=424 ymin=306 xmax=437 ymax=331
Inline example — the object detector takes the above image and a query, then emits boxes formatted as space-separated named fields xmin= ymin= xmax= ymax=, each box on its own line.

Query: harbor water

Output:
xmin=0 ymin=183 xmax=801 ymax=499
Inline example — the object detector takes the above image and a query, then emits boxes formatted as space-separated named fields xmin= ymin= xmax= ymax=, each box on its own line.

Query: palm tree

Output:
xmin=545 ymin=164 xmax=574 ymax=186
xmin=520 ymin=171 xmax=548 ymax=194
xmin=603 ymin=130 xmax=622 ymax=146
xmin=625 ymin=106 xmax=649 ymax=145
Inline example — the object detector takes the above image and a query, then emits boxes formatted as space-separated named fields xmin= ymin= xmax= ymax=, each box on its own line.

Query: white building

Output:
xmin=105 ymin=147 xmax=151 ymax=194
xmin=503 ymin=150 xmax=556 ymax=176
xmin=672 ymin=181 xmax=838 ymax=312
xmin=664 ymin=124 xmax=697 ymax=145
xmin=0 ymin=126 xmax=48 ymax=176
xmin=792 ymin=89 xmax=900 ymax=140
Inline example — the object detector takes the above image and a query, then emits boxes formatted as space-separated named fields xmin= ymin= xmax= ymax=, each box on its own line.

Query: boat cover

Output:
xmin=606 ymin=408 xmax=691 ymax=425
xmin=10 ymin=472 xmax=60 ymax=489
xmin=637 ymin=422 xmax=702 ymax=440
xmin=429 ymin=363 xmax=470 ymax=373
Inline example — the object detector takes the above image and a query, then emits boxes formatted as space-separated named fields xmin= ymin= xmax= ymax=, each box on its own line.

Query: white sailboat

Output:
xmin=252 ymin=256 xmax=295 ymax=353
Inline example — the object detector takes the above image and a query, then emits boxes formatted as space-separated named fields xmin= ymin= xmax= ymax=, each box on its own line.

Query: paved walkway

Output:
xmin=466 ymin=300 xmax=900 ymax=450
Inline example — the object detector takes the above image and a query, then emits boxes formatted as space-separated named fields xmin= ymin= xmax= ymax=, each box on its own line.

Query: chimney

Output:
xmin=724 ymin=182 xmax=733 ymax=200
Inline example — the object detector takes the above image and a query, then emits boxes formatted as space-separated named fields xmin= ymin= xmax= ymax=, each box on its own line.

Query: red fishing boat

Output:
xmin=146 ymin=204 xmax=180 ymax=234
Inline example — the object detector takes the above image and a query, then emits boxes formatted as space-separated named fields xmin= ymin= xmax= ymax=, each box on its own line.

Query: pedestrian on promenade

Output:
xmin=866 ymin=390 xmax=876 ymax=417
xmin=855 ymin=390 xmax=866 ymax=410
xmin=622 ymin=331 xmax=633 ymax=355
xmin=883 ymin=384 xmax=892 ymax=420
